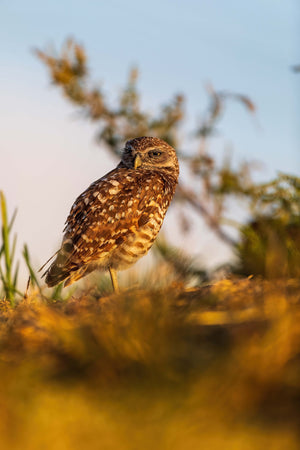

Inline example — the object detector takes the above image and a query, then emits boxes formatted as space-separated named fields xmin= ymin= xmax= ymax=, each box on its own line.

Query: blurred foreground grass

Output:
xmin=1 ymin=278 xmax=300 ymax=449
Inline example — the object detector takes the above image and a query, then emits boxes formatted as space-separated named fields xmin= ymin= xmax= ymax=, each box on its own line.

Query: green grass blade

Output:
xmin=0 ymin=191 xmax=14 ymax=303
xmin=8 ymin=208 xmax=17 ymax=232
xmin=51 ymin=282 xmax=64 ymax=300
xmin=13 ymin=261 xmax=20 ymax=289
xmin=0 ymin=262 xmax=5 ymax=297
xmin=0 ymin=209 xmax=17 ymax=257
xmin=23 ymin=244 xmax=43 ymax=296
xmin=10 ymin=233 xmax=17 ymax=266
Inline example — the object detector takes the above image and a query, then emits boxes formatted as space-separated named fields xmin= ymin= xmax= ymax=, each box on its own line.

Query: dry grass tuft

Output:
xmin=0 ymin=278 xmax=300 ymax=449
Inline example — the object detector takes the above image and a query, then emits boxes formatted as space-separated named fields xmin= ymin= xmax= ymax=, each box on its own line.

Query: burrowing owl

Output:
xmin=42 ymin=136 xmax=179 ymax=292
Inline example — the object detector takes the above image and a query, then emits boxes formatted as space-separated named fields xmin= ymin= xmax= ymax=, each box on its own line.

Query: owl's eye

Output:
xmin=148 ymin=150 xmax=162 ymax=158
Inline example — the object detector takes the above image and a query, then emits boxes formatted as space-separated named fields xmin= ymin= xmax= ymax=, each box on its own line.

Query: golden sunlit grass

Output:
xmin=1 ymin=277 xmax=300 ymax=449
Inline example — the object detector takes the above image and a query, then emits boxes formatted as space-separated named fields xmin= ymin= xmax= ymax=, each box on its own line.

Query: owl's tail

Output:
xmin=45 ymin=261 xmax=95 ymax=287
xmin=42 ymin=251 xmax=73 ymax=287
xmin=40 ymin=239 xmax=76 ymax=287
xmin=44 ymin=262 xmax=70 ymax=287
xmin=40 ymin=241 xmax=96 ymax=287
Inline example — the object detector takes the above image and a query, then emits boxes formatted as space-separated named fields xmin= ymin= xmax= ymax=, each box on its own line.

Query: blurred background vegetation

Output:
xmin=34 ymin=39 xmax=300 ymax=282
xmin=1 ymin=4 xmax=300 ymax=448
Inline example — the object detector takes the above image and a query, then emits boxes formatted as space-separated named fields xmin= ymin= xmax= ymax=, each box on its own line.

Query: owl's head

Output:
xmin=121 ymin=137 xmax=179 ymax=176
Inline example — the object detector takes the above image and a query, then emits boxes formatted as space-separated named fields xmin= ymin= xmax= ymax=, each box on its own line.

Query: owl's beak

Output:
xmin=134 ymin=154 xmax=142 ymax=169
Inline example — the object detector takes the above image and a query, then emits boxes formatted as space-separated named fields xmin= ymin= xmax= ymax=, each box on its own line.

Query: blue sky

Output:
xmin=0 ymin=0 xmax=299 ymax=280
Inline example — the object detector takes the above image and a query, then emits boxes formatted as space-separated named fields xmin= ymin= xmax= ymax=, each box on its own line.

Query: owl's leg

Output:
xmin=108 ymin=267 xmax=119 ymax=293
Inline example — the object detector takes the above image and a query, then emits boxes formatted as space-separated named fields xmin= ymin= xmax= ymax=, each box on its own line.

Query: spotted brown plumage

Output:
xmin=42 ymin=136 xmax=179 ymax=291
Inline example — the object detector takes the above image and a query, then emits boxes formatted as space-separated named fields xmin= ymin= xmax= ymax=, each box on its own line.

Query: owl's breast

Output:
xmin=104 ymin=173 xmax=171 ymax=270
xmin=108 ymin=194 xmax=168 ymax=270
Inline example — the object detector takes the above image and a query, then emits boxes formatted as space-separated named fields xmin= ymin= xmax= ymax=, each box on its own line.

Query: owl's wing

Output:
xmin=66 ymin=170 xmax=163 ymax=259
xmin=44 ymin=169 xmax=162 ymax=286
